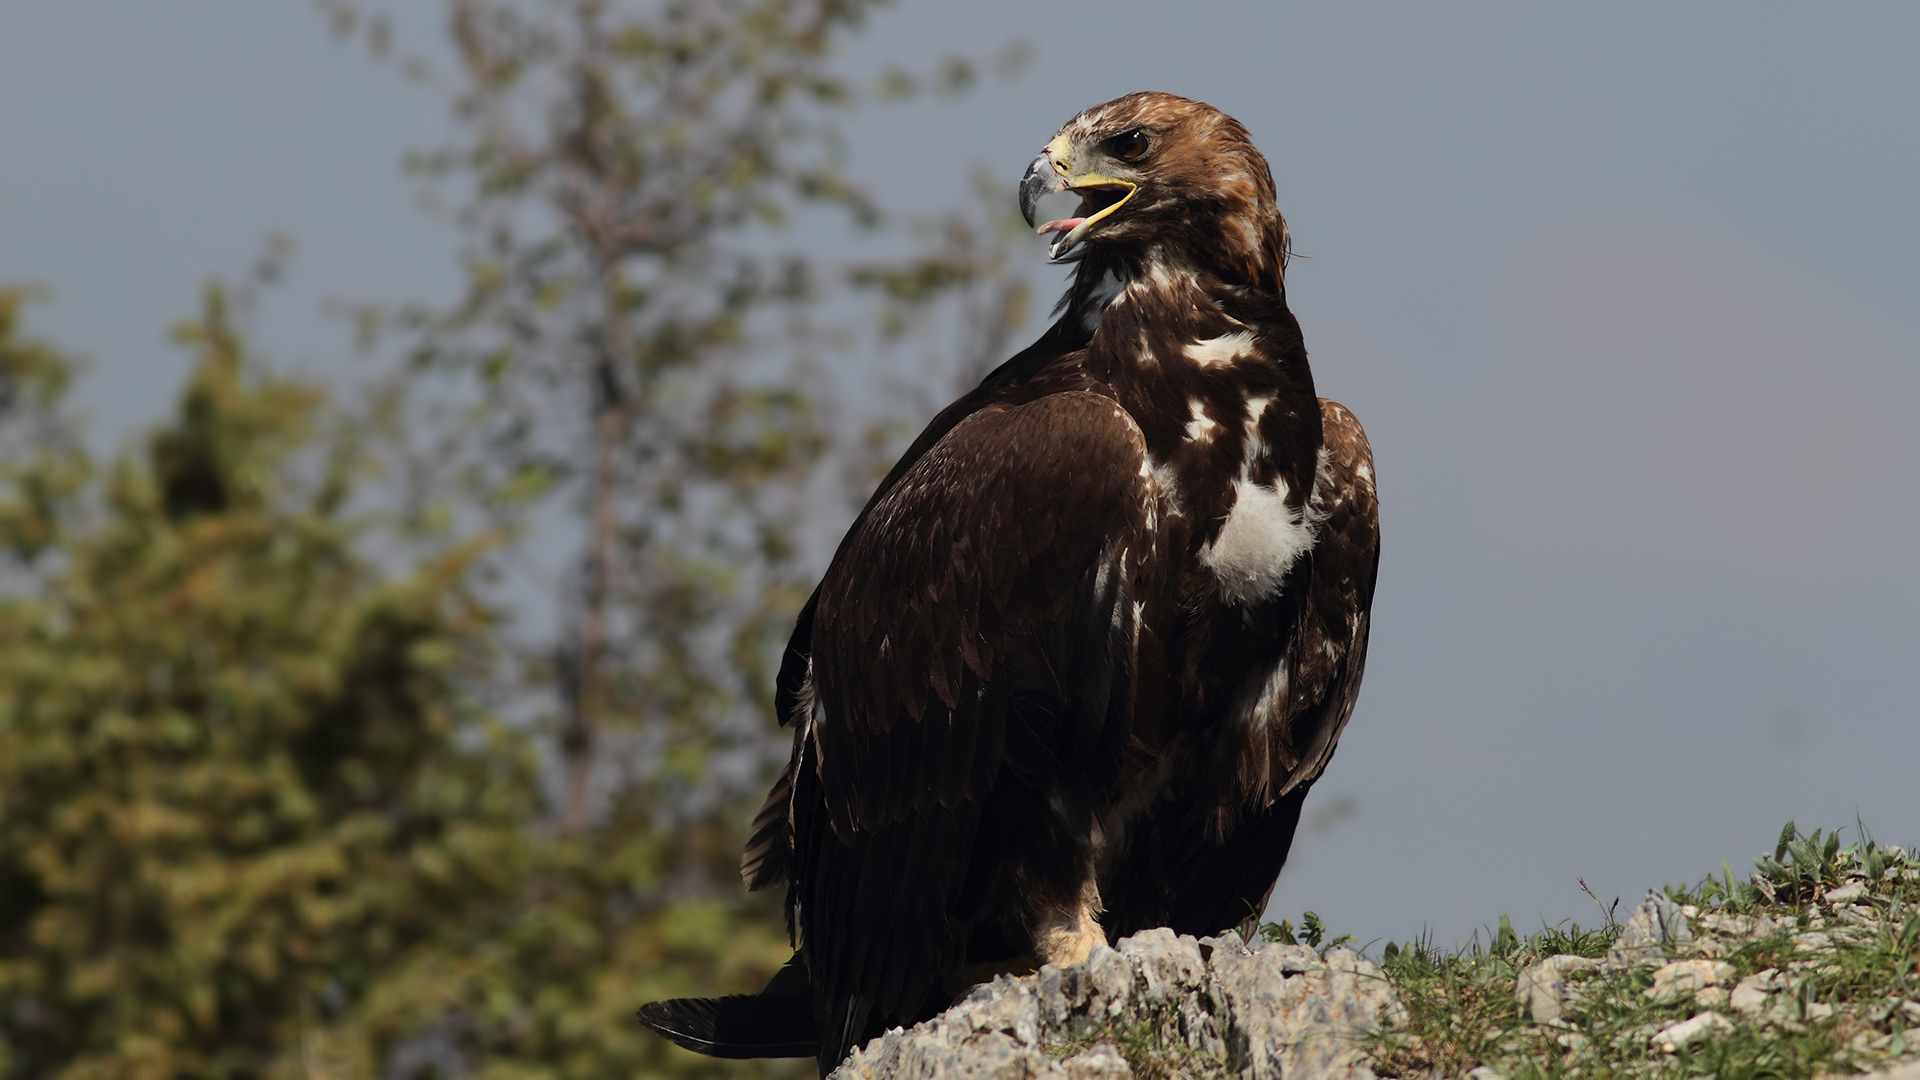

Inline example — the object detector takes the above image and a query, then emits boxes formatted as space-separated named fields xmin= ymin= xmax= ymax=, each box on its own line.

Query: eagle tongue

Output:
xmin=1036 ymin=217 xmax=1085 ymax=236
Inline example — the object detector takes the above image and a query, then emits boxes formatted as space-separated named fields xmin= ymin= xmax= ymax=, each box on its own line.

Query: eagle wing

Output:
xmin=1108 ymin=398 xmax=1379 ymax=941
xmin=787 ymin=389 xmax=1155 ymax=1056
xmin=743 ymin=318 xmax=1089 ymax=890
xmin=1273 ymin=398 xmax=1380 ymax=799
xmin=811 ymin=390 xmax=1153 ymax=825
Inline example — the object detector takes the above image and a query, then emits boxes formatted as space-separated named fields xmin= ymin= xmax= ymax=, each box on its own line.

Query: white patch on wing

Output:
xmin=1182 ymin=330 xmax=1255 ymax=367
xmin=1201 ymin=477 xmax=1318 ymax=604
xmin=795 ymin=658 xmax=818 ymax=730
xmin=1241 ymin=396 xmax=1273 ymax=460
xmin=1184 ymin=398 xmax=1219 ymax=443
xmin=1204 ymin=407 xmax=1328 ymax=604
xmin=1105 ymin=552 xmax=1131 ymax=634
xmin=1307 ymin=445 xmax=1348 ymax=521
xmin=1238 ymin=657 xmax=1290 ymax=735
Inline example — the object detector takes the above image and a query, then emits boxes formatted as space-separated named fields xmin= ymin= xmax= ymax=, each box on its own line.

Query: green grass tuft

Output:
xmin=1360 ymin=822 xmax=1920 ymax=1079
xmin=1044 ymin=998 xmax=1231 ymax=1079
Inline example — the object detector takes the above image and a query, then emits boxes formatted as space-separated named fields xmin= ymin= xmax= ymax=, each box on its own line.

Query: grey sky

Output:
xmin=2 ymin=2 xmax=1915 ymax=947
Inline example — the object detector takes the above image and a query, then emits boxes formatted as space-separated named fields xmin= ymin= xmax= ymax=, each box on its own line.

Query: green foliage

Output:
xmin=1739 ymin=822 xmax=1853 ymax=910
xmin=0 ymin=292 xmax=798 ymax=1078
xmin=1259 ymin=910 xmax=1353 ymax=952
xmin=0 ymin=289 xmax=87 ymax=563
xmin=323 ymin=0 xmax=947 ymax=832
xmin=0 ymin=289 xmax=516 ymax=1076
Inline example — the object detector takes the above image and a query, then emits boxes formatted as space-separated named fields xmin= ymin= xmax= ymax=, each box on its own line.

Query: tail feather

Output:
xmin=635 ymin=993 xmax=818 ymax=1059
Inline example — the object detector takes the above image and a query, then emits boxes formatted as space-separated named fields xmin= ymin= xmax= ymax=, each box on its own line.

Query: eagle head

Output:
xmin=1019 ymin=91 xmax=1288 ymax=285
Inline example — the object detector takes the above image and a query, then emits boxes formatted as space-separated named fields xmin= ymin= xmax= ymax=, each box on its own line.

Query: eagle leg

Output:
xmin=1031 ymin=877 xmax=1107 ymax=967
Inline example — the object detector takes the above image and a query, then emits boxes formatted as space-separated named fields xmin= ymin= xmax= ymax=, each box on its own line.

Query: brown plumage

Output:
xmin=640 ymin=91 xmax=1381 ymax=1072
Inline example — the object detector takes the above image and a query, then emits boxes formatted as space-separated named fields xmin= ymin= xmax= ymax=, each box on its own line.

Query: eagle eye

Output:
xmin=1109 ymin=129 xmax=1149 ymax=163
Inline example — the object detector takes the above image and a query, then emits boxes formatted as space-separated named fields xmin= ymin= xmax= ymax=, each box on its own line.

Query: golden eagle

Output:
xmin=639 ymin=91 xmax=1380 ymax=1071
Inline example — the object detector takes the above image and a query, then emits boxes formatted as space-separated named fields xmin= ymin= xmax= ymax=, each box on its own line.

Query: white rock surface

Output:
xmin=1824 ymin=881 xmax=1868 ymax=905
xmin=1730 ymin=969 xmax=1781 ymax=1016
xmin=1513 ymin=954 xmax=1600 ymax=1023
xmin=1859 ymin=1059 xmax=1920 ymax=1080
xmin=1606 ymin=891 xmax=1693 ymax=969
xmin=830 ymin=929 xmax=1403 ymax=1080
xmin=1651 ymin=1011 xmax=1734 ymax=1052
xmin=1644 ymin=958 xmax=1736 ymax=1003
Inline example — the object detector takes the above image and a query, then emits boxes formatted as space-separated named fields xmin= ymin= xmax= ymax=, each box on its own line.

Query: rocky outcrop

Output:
xmin=829 ymin=928 xmax=1404 ymax=1079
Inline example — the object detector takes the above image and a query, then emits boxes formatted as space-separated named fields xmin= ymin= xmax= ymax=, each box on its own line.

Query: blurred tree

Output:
xmin=327 ymin=0 xmax=888 ymax=831
xmin=0 ymin=289 xmax=799 ymax=1078
xmin=0 ymin=0 xmax=1038 ymax=1073
xmin=0 ymin=289 xmax=88 ymax=574
xmin=321 ymin=0 xmax=1034 ymax=832
xmin=0 ymin=288 xmax=514 ymax=1075
xmin=308 ymin=4 xmax=1038 ymax=1073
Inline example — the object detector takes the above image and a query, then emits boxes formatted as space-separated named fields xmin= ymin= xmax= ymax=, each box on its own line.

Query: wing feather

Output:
xmin=1101 ymin=398 xmax=1378 ymax=941
xmin=1272 ymin=398 xmax=1380 ymax=798
xmin=795 ymin=389 xmax=1153 ymax=1057
xmin=813 ymin=392 xmax=1152 ymax=829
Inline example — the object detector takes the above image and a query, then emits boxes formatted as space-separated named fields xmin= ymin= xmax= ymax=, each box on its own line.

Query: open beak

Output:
xmin=1018 ymin=141 xmax=1137 ymax=263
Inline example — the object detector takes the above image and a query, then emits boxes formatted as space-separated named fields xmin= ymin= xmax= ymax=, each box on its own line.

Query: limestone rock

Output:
xmin=1061 ymin=1044 xmax=1133 ymax=1079
xmin=1606 ymin=891 xmax=1694 ymax=969
xmin=1513 ymin=954 xmax=1600 ymax=1023
xmin=1823 ymin=881 xmax=1868 ymax=905
xmin=1651 ymin=1011 xmax=1734 ymax=1052
xmin=830 ymin=930 xmax=1403 ymax=1080
xmin=1730 ymin=968 xmax=1782 ymax=1016
xmin=1644 ymin=959 xmax=1735 ymax=1003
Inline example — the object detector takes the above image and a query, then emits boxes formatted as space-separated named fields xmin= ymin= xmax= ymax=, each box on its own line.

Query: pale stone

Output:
xmin=1823 ymin=881 xmax=1868 ymax=905
xmin=1062 ymin=1044 xmax=1133 ymax=1079
xmin=1607 ymin=891 xmax=1694 ymax=969
xmin=1853 ymin=1058 xmax=1920 ymax=1080
xmin=1696 ymin=911 xmax=1755 ymax=937
xmin=1651 ymin=1012 xmax=1734 ymax=1052
xmin=1514 ymin=954 xmax=1600 ymax=1024
xmin=832 ymin=929 xmax=1399 ymax=1080
xmin=1645 ymin=959 xmax=1736 ymax=1003
xmin=1730 ymin=969 xmax=1781 ymax=1016
xmin=1837 ymin=904 xmax=1879 ymax=927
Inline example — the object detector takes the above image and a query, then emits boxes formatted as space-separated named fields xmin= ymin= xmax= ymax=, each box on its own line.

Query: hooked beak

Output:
xmin=1018 ymin=138 xmax=1138 ymax=263
xmin=1019 ymin=152 xmax=1064 ymax=230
